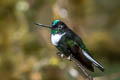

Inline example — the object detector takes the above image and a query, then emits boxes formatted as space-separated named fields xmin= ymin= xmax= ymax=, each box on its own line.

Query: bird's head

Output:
xmin=34 ymin=20 xmax=67 ymax=35
xmin=51 ymin=20 xmax=67 ymax=35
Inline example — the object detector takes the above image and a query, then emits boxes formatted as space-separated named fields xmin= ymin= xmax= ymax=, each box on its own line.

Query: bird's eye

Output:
xmin=58 ymin=25 xmax=63 ymax=29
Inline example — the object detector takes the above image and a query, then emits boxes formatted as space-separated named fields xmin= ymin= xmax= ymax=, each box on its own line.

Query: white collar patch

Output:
xmin=51 ymin=33 xmax=66 ymax=46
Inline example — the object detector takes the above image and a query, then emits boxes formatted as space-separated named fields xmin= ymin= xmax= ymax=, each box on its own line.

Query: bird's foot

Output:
xmin=57 ymin=52 xmax=73 ymax=61
xmin=57 ymin=52 xmax=65 ymax=58
xmin=67 ymin=54 xmax=72 ymax=61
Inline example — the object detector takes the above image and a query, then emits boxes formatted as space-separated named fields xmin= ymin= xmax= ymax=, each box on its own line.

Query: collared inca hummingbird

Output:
xmin=34 ymin=20 xmax=104 ymax=79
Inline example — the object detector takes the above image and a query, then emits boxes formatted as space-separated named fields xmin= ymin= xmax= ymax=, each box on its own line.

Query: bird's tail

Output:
xmin=92 ymin=61 xmax=104 ymax=72
xmin=82 ymin=50 xmax=104 ymax=72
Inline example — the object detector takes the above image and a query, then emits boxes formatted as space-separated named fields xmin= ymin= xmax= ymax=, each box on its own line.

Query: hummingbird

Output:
xmin=34 ymin=20 xmax=104 ymax=80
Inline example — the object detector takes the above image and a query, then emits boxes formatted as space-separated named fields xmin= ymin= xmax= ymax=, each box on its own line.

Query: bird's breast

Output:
xmin=51 ymin=33 xmax=66 ymax=46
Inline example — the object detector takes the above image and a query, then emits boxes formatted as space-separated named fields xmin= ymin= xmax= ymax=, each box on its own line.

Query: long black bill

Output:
xmin=34 ymin=22 xmax=52 ymax=29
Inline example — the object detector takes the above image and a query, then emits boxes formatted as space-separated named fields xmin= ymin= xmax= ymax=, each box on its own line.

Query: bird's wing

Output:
xmin=68 ymin=29 xmax=104 ymax=72
xmin=70 ymin=45 xmax=94 ymax=72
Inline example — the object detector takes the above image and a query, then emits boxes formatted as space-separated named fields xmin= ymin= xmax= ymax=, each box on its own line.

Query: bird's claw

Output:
xmin=57 ymin=52 xmax=65 ymax=58
xmin=67 ymin=54 xmax=72 ymax=61
xmin=57 ymin=52 xmax=73 ymax=61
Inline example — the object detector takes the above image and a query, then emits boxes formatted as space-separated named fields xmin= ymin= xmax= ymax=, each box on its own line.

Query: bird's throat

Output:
xmin=51 ymin=29 xmax=58 ymax=35
xmin=51 ymin=32 xmax=66 ymax=46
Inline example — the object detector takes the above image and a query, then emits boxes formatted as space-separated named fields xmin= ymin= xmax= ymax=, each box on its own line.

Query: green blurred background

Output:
xmin=0 ymin=0 xmax=120 ymax=80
